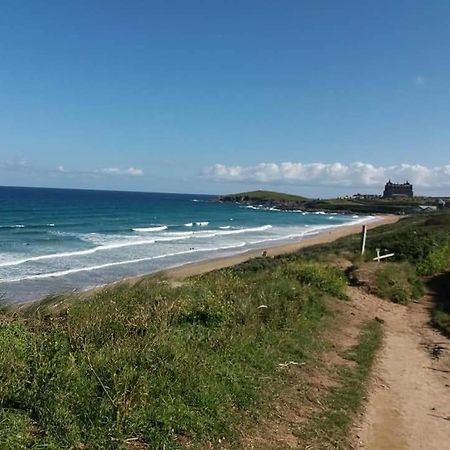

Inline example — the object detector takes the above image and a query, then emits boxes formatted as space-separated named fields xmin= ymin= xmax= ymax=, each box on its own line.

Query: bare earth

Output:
xmin=354 ymin=286 xmax=450 ymax=449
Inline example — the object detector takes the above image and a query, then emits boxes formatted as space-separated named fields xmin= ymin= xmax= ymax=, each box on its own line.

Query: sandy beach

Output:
xmin=161 ymin=214 xmax=400 ymax=281
xmin=15 ymin=214 xmax=399 ymax=308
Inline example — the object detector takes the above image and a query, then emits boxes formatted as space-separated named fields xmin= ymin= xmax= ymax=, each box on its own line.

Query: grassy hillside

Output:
xmin=1 ymin=211 xmax=449 ymax=448
xmin=300 ymin=211 xmax=450 ymax=322
xmin=220 ymin=190 xmax=308 ymax=202
xmin=0 ymin=259 xmax=346 ymax=448
xmin=219 ymin=190 xmax=439 ymax=214
xmin=305 ymin=198 xmax=423 ymax=214
xmin=299 ymin=211 xmax=450 ymax=265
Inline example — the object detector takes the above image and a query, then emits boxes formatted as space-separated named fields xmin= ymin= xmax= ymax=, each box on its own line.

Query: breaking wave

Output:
xmin=132 ymin=225 xmax=168 ymax=232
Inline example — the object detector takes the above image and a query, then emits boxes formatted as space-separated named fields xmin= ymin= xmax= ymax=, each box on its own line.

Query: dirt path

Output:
xmin=354 ymin=288 xmax=450 ymax=449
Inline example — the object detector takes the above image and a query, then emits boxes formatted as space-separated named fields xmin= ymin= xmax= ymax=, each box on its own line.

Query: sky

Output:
xmin=1 ymin=0 xmax=449 ymax=197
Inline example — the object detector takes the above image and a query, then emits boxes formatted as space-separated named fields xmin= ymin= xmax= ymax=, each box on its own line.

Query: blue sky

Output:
xmin=1 ymin=0 xmax=449 ymax=196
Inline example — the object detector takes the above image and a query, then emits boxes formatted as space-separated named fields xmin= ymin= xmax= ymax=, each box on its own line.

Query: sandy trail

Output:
xmin=354 ymin=286 xmax=450 ymax=449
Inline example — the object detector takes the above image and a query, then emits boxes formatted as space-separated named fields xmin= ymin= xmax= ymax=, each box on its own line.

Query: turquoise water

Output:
xmin=0 ymin=186 xmax=372 ymax=302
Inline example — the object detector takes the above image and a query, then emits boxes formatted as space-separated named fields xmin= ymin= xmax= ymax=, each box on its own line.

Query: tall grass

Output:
xmin=375 ymin=262 xmax=424 ymax=304
xmin=0 ymin=259 xmax=346 ymax=449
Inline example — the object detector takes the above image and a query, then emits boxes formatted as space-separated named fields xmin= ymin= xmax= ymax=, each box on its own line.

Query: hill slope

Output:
xmin=219 ymin=190 xmax=308 ymax=203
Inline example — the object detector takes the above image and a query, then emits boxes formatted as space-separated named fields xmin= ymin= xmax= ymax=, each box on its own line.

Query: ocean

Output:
xmin=0 ymin=186 xmax=373 ymax=303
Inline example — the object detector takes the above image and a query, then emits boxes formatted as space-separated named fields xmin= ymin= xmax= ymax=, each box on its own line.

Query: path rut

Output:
xmin=354 ymin=289 xmax=450 ymax=449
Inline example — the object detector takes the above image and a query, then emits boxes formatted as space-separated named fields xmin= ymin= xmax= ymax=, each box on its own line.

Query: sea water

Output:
xmin=0 ymin=186 xmax=374 ymax=302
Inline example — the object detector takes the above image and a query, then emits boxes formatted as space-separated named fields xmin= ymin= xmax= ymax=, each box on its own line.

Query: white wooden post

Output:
xmin=361 ymin=225 xmax=368 ymax=255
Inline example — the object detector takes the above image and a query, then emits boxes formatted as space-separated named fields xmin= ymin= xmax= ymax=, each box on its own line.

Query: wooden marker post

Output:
xmin=373 ymin=251 xmax=395 ymax=263
xmin=360 ymin=225 xmax=368 ymax=255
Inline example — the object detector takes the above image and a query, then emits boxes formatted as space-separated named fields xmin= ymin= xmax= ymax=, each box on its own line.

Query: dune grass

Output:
xmin=0 ymin=259 xmax=346 ymax=449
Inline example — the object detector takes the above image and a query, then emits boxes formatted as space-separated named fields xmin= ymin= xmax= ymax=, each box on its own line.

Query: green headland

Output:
xmin=218 ymin=189 xmax=447 ymax=214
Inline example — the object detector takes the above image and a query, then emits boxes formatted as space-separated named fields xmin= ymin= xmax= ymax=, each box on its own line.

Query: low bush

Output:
xmin=375 ymin=262 xmax=423 ymax=304
xmin=430 ymin=275 xmax=450 ymax=336
xmin=293 ymin=261 xmax=348 ymax=299
xmin=416 ymin=243 xmax=450 ymax=276
xmin=433 ymin=307 xmax=450 ymax=336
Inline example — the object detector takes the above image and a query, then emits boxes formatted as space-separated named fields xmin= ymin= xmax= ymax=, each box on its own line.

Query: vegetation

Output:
xmin=375 ymin=262 xmax=423 ymax=304
xmin=2 ymin=210 xmax=450 ymax=448
xmin=299 ymin=319 xmax=383 ymax=449
xmin=305 ymin=197 xmax=424 ymax=214
xmin=220 ymin=190 xmax=308 ymax=202
xmin=219 ymin=189 xmax=445 ymax=214
xmin=0 ymin=259 xmax=346 ymax=449
xmin=298 ymin=212 xmax=450 ymax=268
xmin=433 ymin=303 xmax=450 ymax=336
xmin=301 ymin=211 xmax=450 ymax=305
xmin=428 ymin=271 xmax=450 ymax=336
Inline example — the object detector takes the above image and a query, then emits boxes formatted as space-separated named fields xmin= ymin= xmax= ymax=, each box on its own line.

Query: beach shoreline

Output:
xmin=15 ymin=214 xmax=399 ymax=307
xmin=160 ymin=214 xmax=399 ymax=281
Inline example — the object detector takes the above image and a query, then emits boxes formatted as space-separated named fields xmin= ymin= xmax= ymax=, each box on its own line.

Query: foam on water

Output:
xmin=132 ymin=225 xmax=168 ymax=232
xmin=0 ymin=224 xmax=25 ymax=228
xmin=3 ymin=243 xmax=247 ymax=283
xmin=0 ymin=225 xmax=275 ymax=268
xmin=0 ymin=186 xmax=379 ymax=302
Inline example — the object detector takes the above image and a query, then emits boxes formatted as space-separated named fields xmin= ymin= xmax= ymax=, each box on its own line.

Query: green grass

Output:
xmin=433 ymin=306 xmax=450 ymax=336
xmin=221 ymin=190 xmax=308 ymax=202
xmin=298 ymin=319 xmax=383 ymax=449
xmin=299 ymin=212 xmax=450 ymax=264
xmin=2 ymin=211 xmax=449 ymax=448
xmin=375 ymin=262 xmax=424 ymax=304
xmin=429 ymin=272 xmax=450 ymax=336
xmin=0 ymin=259 xmax=346 ymax=449
xmin=219 ymin=189 xmax=442 ymax=214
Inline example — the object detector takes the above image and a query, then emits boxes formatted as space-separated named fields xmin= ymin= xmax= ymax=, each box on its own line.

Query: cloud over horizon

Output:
xmin=203 ymin=162 xmax=450 ymax=189
xmin=57 ymin=166 xmax=144 ymax=177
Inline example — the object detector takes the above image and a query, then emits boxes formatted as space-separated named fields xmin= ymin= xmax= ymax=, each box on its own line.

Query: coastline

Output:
xmin=160 ymin=214 xmax=399 ymax=281
xmin=16 ymin=214 xmax=399 ymax=308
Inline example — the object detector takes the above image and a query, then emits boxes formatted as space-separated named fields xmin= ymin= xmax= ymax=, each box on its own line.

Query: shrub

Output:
xmin=433 ymin=307 xmax=450 ymax=336
xmin=292 ymin=261 xmax=347 ymax=298
xmin=416 ymin=243 xmax=450 ymax=276
xmin=375 ymin=262 xmax=423 ymax=304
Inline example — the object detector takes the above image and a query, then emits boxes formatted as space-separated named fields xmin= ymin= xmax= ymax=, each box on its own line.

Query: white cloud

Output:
xmin=95 ymin=167 xmax=121 ymax=175
xmin=125 ymin=167 xmax=144 ymax=176
xmin=95 ymin=167 xmax=144 ymax=176
xmin=1 ymin=158 xmax=144 ymax=178
xmin=203 ymin=162 xmax=450 ymax=188
xmin=56 ymin=166 xmax=144 ymax=176
xmin=414 ymin=75 xmax=425 ymax=85
xmin=0 ymin=156 xmax=29 ymax=171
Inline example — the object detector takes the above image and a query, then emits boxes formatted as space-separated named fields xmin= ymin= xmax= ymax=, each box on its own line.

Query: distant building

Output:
xmin=352 ymin=193 xmax=382 ymax=200
xmin=416 ymin=205 xmax=437 ymax=213
xmin=383 ymin=181 xmax=414 ymax=198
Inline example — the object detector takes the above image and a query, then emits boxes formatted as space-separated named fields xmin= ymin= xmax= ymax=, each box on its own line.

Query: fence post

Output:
xmin=361 ymin=225 xmax=368 ymax=255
